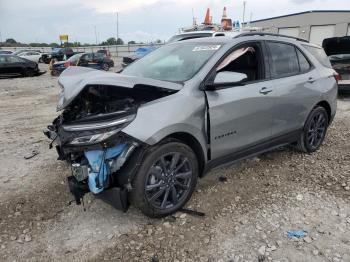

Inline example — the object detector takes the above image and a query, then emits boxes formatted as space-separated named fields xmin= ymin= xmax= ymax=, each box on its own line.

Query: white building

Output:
xmin=248 ymin=10 xmax=350 ymax=46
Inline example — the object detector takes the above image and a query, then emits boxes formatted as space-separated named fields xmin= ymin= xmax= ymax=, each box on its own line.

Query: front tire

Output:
xmin=296 ymin=106 xmax=329 ymax=153
xmin=130 ymin=141 xmax=198 ymax=218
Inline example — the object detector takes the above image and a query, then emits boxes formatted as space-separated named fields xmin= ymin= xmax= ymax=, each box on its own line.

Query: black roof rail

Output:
xmin=234 ymin=32 xmax=309 ymax=43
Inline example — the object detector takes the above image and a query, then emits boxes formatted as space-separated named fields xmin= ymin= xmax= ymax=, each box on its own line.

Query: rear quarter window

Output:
xmin=296 ymin=49 xmax=312 ymax=73
xmin=302 ymin=45 xmax=332 ymax=68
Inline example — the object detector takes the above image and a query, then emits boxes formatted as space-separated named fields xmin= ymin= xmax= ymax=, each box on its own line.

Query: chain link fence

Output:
xmin=0 ymin=43 xmax=163 ymax=59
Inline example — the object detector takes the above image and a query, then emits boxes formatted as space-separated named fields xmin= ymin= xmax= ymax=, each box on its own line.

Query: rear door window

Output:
xmin=302 ymin=45 xmax=332 ymax=68
xmin=94 ymin=53 xmax=104 ymax=61
xmin=266 ymin=42 xmax=299 ymax=78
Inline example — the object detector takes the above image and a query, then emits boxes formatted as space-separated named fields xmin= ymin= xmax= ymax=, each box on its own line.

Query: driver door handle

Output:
xmin=259 ymin=87 xmax=273 ymax=95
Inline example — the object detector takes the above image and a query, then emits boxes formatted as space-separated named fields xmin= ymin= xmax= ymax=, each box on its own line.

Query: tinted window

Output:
xmin=7 ymin=56 xmax=24 ymax=63
xmin=303 ymin=45 xmax=332 ymax=68
xmin=81 ymin=53 xmax=93 ymax=62
xmin=297 ymin=49 xmax=311 ymax=72
xmin=68 ymin=54 xmax=82 ymax=64
xmin=267 ymin=42 xmax=299 ymax=77
xmin=94 ymin=53 xmax=104 ymax=59
xmin=0 ymin=56 xmax=7 ymax=63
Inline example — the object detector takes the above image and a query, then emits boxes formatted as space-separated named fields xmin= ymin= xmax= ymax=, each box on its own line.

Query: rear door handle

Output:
xmin=259 ymin=87 xmax=273 ymax=95
xmin=307 ymin=77 xmax=316 ymax=83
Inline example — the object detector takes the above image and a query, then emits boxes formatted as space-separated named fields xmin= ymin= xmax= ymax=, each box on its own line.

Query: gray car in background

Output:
xmin=45 ymin=33 xmax=337 ymax=217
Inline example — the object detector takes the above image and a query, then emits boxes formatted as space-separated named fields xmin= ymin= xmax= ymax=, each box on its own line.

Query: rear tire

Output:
xmin=102 ymin=63 xmax=109 ymax=71
xmin=295 ymin=106 xmax=329 ymax=153
xmin=23 ymin=68 xmax=34 ymax=77
xmin=130 ymin=141 xmax=198 ymax=218
xmin=51 ymin=70 xmax=60 ymax=76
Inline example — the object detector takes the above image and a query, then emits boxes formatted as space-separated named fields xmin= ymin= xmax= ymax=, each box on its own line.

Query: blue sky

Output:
xmin=0 ymin=0 xmax=350 ymax=44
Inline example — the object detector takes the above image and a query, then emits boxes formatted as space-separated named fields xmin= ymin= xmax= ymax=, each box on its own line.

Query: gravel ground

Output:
xmin=0 ymin=64 xmax=349 ymax=262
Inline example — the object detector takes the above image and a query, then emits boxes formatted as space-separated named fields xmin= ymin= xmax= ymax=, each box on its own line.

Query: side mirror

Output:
xmin=206 ymin=71 xmax=248 ymax=90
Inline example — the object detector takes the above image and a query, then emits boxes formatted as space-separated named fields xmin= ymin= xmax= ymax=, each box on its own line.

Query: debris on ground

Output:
xmin=287 ymin=230 xmax=308 ymax=238
xmin=24 ymin=150 xmax=39 ymax=160
xmin=180 ymin=207 xmax=205 ymax=217
xmin=218 ymin=176 xmax=228 ymax=182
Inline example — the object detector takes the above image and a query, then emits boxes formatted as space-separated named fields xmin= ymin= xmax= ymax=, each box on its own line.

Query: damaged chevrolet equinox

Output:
xmin=45 ymin=33 xmax=337 ymax=217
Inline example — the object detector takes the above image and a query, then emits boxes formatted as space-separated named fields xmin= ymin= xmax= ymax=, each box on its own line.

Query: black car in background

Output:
xmin=41 ymin=47 xmax=75 ymax=64
xmin=0 ymin=54 xmax=41 ymax=77
xmin=323 ymin=36 xmax=350 ymax=93
xmin=50 ymin=52 xmax=114 ymax=76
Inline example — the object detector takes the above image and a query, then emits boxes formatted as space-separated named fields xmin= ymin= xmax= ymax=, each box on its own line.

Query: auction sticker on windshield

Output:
xmin=192 ymin=45 xmax=221 ymax=52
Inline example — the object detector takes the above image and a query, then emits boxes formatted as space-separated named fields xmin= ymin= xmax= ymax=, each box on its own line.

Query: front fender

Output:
xmin=121 ymin=89 xmax=208 ymax=161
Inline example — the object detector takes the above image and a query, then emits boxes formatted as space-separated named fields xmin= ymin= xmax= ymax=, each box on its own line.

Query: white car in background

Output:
xmin=18 ymin=51 xmax=42 ymax=63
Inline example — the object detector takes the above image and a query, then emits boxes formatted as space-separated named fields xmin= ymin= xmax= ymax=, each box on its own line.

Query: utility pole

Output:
xmin=249 ymin=12 xmax=253 ymax=26
xmin=94 ymin=25 xmax=97 ymax=45
xmin=116 ymin=12 xmax=119 ymax=45
xmin=242 ymin=1 xmax=247 ymax=28
xmin=192 ymin=8 xmax=196 ymax=26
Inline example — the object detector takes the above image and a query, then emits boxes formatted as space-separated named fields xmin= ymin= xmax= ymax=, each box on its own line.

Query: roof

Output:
xmin=249 ymin=10 xmax=350 ymax=24
xmin=171 ymin=33 xmax=308 ymax=45
xmin=176 ymin=30 xmax=215 ymax=35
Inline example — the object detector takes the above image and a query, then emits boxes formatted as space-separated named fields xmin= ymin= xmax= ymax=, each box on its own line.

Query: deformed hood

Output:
xmin=57 ymin=66 xmax=183 ymax=111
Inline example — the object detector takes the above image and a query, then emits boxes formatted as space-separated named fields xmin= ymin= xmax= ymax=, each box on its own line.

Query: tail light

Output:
xmin=64 ymin=61 xmax=71 ymax=68
xmin=334 ymin=72 xmax=341 ymax=83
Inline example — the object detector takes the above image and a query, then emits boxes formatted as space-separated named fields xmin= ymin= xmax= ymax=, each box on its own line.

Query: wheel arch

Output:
xmin=165 ymin=132 xmax=206 ymax=177
xmin=315 ymin=100 xmax=331 ymax=123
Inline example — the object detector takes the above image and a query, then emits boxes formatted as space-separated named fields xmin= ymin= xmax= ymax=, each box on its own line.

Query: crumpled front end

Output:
xmin=44 ymin=69 xmax=179 ymax=211
xmin=66 ymin=141 xmax=138 ymax=211
xmin=45 ymin=118 xmax=141 ymax=211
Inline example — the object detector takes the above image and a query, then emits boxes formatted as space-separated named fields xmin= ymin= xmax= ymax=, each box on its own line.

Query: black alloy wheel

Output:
xmin=145 ymin=152 xmax=193 ymax=210
xmin=306 ymin=111 xmax=327 ymax=150
xmin=130 ymin=141 xmax=198 ymax=217
xmin=295 ymin=106 xmax=329 ymax=153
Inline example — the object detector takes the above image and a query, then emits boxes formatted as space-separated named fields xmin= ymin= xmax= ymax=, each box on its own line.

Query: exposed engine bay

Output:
xmin=44 ymin=82 xmax=178 ymax=210
xmin=61 ymin=84 xmax=173 ymax=123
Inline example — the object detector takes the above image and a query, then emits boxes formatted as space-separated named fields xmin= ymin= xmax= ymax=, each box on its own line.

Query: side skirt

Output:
xmin=202 ymin=130 xmax=301 ymax=176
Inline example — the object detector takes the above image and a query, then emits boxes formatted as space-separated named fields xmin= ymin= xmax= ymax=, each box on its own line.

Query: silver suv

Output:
xmin=45 ymin=33 xmax=337 ymax=217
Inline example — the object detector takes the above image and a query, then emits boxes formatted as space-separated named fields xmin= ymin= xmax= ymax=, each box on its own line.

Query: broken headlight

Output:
xmin=69 ymin=129 xmax=120 ymax=146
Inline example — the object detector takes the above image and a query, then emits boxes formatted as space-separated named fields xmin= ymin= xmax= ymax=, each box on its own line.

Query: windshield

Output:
xmin=13 ymin=50 xmax=25 ymax=55
xmin=121 ymin=42 xmax=221 ymax=82
xmin=68 ymin=54 xmax=82 ymax=64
